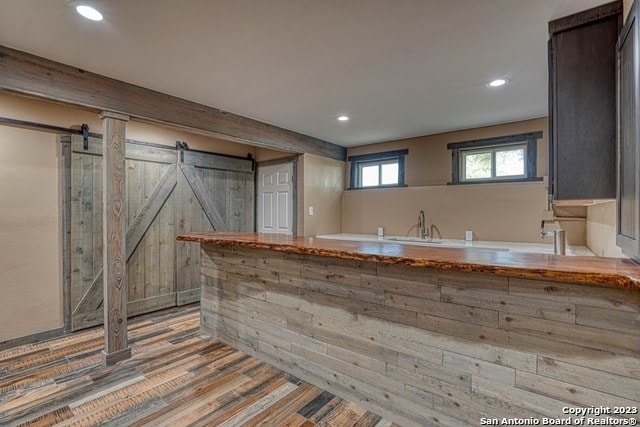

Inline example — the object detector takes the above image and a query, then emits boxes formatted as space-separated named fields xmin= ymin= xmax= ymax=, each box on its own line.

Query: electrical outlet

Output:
xmin=308 ymin=206 xmax=314 ymax=216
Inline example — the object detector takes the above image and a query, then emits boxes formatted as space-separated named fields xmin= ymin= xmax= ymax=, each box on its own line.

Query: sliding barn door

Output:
xmin=67 ymin=135 xmax=254 ymax=330
xmin=175 ymin=150 xmax=255 ymax=304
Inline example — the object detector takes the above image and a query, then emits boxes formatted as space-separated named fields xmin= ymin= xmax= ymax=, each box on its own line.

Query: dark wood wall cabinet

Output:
xmin=617 ymin=0 xmax=640 ymax=263
xmin=549 ymin=1 xmax=623 ymax=201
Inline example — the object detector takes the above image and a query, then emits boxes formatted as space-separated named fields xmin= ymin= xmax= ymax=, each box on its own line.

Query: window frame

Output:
xmin=447 ymin=131 xmax=543 ymax=185
xmin=348 ymin=149 xmax=408 ymax=189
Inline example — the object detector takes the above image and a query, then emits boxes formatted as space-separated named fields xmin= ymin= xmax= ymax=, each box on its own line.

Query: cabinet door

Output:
xmin=617 ymin=0 xmax=640 ymax=262
xmin=551 ymin=14 xmax=620 ymax=200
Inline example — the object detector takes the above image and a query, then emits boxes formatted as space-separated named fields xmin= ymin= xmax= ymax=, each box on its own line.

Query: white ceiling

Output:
xmin=0 ymin=0 xmax=613 ymax=147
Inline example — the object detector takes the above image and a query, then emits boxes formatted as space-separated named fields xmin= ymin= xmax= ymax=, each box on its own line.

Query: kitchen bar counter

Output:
xmin=182 ymin=232 xmax=640 ymax=426
xmin=178 ymin=232 xmax=640 ymax=290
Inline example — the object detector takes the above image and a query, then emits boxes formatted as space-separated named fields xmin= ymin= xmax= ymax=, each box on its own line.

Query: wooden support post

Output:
xmin=100 ymin=110 xmax=131 ymax=365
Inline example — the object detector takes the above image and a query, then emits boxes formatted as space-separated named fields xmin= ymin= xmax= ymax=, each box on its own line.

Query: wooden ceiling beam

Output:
xmin=0 ymin=45 xmax=346 ymax=161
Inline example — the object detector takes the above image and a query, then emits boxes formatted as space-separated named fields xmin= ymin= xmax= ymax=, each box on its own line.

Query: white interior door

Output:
xmin=257 ymin=162 xmax=293 ymax=234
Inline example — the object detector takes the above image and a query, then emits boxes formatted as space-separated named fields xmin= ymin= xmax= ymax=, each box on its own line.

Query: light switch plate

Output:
xmin=308 ymin=206 xmax=314 ymax=216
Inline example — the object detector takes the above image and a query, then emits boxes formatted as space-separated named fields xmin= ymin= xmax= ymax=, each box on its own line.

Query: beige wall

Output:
xmin=0 ymin=126 xmax=62 ymax=341
xmin=587 ymin=201 xmax=625 ymax=258
xmin=343 ymin=182 xmax=550 ymax=243
xmin=255 ymin=147 xmax=295 ymax=162
xmin=347 ymin=117 xmax=548 ymax=186
xmin=300 ymin=154 xmax=345 ymax=237
xmin=624 ymin=0 xmax=632 ymax=21
xmin=343 ymin=118 xmax=554 ymax=243
xmin=552 ymin=206 xmax=587 ymax=246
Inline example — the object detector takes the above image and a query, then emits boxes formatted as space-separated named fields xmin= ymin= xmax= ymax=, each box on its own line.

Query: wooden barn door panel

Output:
xmin=175 ymin=167 xmax=213 ymax=305
xmin=70 ymin=136 xmax=178 ymax=330
xmin=69 ymin=135 xmax=103 ymax=330
xmin=125 ymin=158 xmax=177 ymax=318
xmin=175 ymin=150 xmax=254 ymax=305
xmin=69 ymin=138 xmax=254 ymax=330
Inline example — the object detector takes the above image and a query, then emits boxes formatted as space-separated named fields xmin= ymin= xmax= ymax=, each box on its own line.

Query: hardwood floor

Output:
xmin=0 ymin=306 xmax=395 ymax=426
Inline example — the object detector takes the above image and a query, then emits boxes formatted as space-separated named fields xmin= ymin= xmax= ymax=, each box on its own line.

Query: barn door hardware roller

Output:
xmin=81 ymin=124 xmax=90 ymax=150
xmin=247 ymin=153 xmax=255 ymax=171
xmin=175 ymin=141 xmax=189 ymax=163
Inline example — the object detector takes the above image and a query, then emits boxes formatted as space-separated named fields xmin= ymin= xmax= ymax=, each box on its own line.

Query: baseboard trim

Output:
xmin=0 ymin=327 xmax=66 ymax=351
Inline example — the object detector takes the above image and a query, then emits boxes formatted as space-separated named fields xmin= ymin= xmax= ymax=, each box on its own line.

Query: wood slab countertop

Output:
xmin=178 ymin=232 xmax=640 ymax=290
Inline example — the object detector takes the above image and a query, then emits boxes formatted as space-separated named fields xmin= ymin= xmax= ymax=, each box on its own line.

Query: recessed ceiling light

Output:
xmin=76 ymin=5 xmax=103 ymax=21
xmin=337 ymin=115 xmax=350 ymax=122
xmin=488 ymin=78 xmax=508 ymax=87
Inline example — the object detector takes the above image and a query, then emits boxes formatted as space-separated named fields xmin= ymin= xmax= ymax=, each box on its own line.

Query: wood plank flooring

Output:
xmin=0 ymin=306 xmax=395 ymax=427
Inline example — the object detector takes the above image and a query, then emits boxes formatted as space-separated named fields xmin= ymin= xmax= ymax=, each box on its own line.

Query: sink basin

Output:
xmin=383 ymin=236 xmax=509 ymax=251
xmin=385 ymin=237 xmax=443 ymax=244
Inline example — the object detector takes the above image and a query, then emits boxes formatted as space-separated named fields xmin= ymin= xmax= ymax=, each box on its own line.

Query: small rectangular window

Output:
xmin=461 ymin=143 xmax=526 ymax=182
xmin=447 ymin=132 xmax=543 ymax=185
xmin=348 ymin=149 xmax=407 ymax=189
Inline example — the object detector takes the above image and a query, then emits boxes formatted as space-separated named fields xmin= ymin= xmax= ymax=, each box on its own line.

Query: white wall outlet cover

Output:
xmin=465 ymin=231 xmax=473 ymax=241
xmin=308 ymin=206 xmax=314 ymax=216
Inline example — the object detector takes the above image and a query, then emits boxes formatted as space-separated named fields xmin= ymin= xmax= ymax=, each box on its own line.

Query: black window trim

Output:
xmin=348 ymin=149 xmax=408 ymax=189
xmin=447 ymin=131 xmax=543 ymax=185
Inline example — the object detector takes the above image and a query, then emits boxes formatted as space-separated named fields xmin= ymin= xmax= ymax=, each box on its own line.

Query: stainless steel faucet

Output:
xmin=540 ymin=220 xmax=566 ymax=255
xmin=417 ymin=210 xmax=428 ymax=239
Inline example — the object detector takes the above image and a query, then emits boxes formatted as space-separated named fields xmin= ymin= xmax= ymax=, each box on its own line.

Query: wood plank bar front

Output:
xmin=100 ymin=110 xmax=131 ymax=365
xmin=181 ymin=232 xmax=640 ymax=426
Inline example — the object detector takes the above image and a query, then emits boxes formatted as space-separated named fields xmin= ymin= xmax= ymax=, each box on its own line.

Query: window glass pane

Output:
xmin=361 ymin=165 xmax=379 ymax=187
xmin=464 ymin=152 xmax=491 ymax=179
xmin=496 ymin=148 xmax=525 ymax=177
xmin=381 ymin=163 xmax=399 ymax=185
